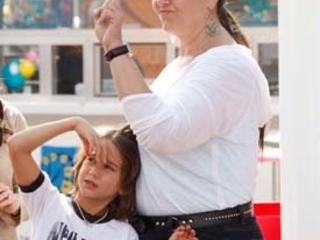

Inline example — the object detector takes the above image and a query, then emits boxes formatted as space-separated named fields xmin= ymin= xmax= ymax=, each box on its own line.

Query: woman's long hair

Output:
xmin=216 ymin=0 xmax=265 ymax=150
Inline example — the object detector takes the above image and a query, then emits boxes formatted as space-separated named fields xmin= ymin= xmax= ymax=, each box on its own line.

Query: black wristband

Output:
xmin=104 ymin=45 xmax=131 ymax=62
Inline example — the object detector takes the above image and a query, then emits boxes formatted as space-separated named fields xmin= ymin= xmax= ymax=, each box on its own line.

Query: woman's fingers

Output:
xmin=93 ymin=7 xmax=103 ymax=21
xmin=97 ymin=7 xmax=116 ymax=25
xmin=97 ymin=0 xmax=122 ymax=24
xmin=171 ymin=225 xmax=197 ymax=240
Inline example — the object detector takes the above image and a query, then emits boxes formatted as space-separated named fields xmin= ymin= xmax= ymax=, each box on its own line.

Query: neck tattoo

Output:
xmin=74 ymin=199 xmax=109 ymax=225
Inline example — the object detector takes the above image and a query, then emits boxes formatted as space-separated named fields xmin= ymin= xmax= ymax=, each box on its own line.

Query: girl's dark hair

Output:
xmin=73 ymin=125 xmax=141 ymax=221
xmin=216 ymin=0 xmax=265 ymax=150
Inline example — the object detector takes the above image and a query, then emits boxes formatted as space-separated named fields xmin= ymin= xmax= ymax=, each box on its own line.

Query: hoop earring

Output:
xmin=205 ymin=14 xmax=220 ymax=37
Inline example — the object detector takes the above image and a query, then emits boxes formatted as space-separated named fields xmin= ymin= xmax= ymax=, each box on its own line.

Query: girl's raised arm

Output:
xmin=8 ymin=117 xmax=99 ymax=187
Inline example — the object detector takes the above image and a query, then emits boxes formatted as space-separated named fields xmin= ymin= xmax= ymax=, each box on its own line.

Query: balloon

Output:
xmin=20 ymin=58 xmax=36 ymax=79
xmin=2 ymin=60 xmax=26 ymax=92
xmin=26 ymin=49 xmax=38 ymax=63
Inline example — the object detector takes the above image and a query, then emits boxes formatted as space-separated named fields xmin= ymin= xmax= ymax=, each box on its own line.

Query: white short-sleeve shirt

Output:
xmin=21 ymin=173 xmax=138 ymax=240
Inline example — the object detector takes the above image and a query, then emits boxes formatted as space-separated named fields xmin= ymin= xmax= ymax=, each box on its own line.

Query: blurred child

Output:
xmin=0 ymin=98 xmax=28 ymax=240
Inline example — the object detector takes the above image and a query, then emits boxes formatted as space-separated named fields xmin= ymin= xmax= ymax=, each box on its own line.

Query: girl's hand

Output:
xmin=169 ymin=225 xmax=198 ymax=240
xmin=0 ymin=183 xmax=20 ymax=216
xmin=94 ymin=0 xmax=124 ymax=51
xmin=73 ymin=117 xmax=100 ymax=157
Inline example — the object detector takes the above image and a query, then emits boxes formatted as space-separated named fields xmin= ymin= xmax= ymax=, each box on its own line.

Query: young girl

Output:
xmin=8 ymin=117 xmax=141 ymax=240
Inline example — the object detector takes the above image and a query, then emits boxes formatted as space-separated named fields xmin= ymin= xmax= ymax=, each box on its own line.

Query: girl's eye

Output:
xmin=87 ymin=157 xmax=95 ymax=163
xmin=104 ymin=164 xmax=115 ymax=172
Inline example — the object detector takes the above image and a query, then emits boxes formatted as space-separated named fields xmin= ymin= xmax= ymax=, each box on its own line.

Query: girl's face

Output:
xmin=152 ymin=0 xmax=210 ymax=38
xmin=77 ymin=139 xmax=123 ymax=203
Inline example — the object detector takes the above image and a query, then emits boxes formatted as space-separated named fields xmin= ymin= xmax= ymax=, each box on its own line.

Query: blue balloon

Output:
xmin=1 ymin=59 xmax=26 ymax=92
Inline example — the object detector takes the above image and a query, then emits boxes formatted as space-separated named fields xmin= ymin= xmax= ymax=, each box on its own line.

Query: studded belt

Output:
xmin=132 ymin=202 xmax=253 ymax=233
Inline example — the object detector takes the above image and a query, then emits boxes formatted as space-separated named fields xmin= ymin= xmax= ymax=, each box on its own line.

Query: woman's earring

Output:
xmin=205 ymin=14 xmax=220 ymax=37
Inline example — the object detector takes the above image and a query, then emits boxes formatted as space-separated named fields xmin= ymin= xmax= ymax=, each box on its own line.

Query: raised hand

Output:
xmin=0 ymin=183 xmax=20 ymax=216
xmin=94 ymin=0 xmax=124 ymax=51
xmin=169 ymin=225 xmax=198 ymax=240
xmin=73 ymin=117 xmax=100 ymax=157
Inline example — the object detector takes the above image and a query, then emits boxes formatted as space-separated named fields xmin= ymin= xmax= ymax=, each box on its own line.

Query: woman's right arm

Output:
xmin=8 ymin=117 xmax=99 ymax=187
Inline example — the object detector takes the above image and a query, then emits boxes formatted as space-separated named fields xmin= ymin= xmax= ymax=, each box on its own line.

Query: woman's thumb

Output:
xmin=93 ymin=7 xmax=102 ymax=21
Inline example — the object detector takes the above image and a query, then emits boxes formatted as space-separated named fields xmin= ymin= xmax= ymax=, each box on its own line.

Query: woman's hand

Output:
xmin=94 ymin=0 xmax=124 ymax=51
xmin=0 ymin=183 xmax=20 ymax=216
xmin=169 ymin=225 xmax=198 ymax=240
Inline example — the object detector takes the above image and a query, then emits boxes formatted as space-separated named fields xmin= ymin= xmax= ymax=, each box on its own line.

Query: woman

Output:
xmin=0 ymin=98 xmax=28 ymax=240
xmin=94 ymin=0 xmax=272 ymax=239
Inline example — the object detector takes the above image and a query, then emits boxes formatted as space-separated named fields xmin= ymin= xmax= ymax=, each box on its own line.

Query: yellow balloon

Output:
xmin=20 ymin=59 xmax=36 ymax=79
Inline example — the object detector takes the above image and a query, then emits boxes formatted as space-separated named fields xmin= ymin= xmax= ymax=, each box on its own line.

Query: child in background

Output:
xmin=0 ymin=98 xmax=28 ymax=240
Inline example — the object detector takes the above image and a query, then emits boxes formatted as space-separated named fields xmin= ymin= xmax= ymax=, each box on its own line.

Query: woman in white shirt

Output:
xmin=94 ymin=0 xmax=272 ymax=239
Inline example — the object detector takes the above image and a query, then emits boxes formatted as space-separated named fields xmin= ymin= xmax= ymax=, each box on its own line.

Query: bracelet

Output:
xmin=104 ymin=45 xmax=132 ymax=62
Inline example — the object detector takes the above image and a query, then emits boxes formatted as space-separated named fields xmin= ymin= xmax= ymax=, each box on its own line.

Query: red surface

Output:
xmin=254 ymin=202 xmax=281 ymax=240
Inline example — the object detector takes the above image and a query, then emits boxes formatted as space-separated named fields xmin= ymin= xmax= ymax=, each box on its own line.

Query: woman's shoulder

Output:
xmin=197 ymin=44 xmax=254 ymax=63
xmin=192 ymin=44 xmax=262 ymax=77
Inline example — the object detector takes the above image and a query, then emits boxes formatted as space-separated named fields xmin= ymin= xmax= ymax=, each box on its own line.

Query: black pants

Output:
xmin=138 ymin=216 xmax=264 ymax=240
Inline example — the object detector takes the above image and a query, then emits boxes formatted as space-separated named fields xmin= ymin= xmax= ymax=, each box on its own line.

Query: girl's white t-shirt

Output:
xmin=22 ymin=173 xmax=138 ymax=240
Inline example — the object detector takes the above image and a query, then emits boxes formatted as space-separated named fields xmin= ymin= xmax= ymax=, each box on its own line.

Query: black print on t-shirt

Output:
xmin=47 ymin=221 xmax=86 ymax=240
